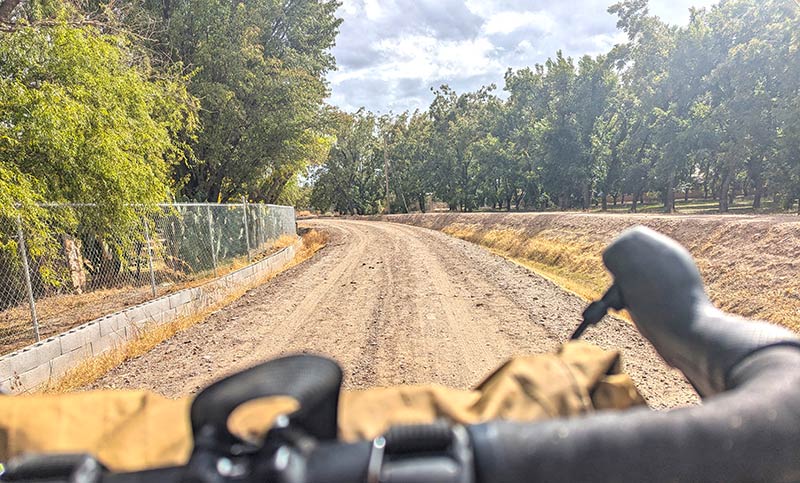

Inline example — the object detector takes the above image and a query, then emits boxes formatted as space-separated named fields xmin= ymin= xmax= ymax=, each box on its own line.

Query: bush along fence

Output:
xmin=0 ymin=202 xmax=296 ymax=355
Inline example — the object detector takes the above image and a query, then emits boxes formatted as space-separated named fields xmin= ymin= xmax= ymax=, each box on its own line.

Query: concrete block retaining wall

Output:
xmin=0 ymin=242 xmax=298 ymax=393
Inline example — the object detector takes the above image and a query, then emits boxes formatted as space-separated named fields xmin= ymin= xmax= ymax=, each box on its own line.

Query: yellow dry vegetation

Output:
xmin=272 ymin=234 xmax=300 ymax=250
xmin=292 ymin=229 xmax=328 ymax=265
xmin=386 ymin=213 xmax=799 ymax=332
xmin=442 ymin=224 xmax=609 ymax=301
xmin=41 ymin=230 xmax=328 ymax=393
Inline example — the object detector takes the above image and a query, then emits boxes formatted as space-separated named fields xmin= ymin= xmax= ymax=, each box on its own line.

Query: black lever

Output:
xmin=570 ymin=284 xmax=625 ymax=340
xmin=190 ymin=354 xmax=343 ymax=451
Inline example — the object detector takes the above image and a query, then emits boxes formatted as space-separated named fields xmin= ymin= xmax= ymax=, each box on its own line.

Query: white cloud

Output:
xmin=650 ymin=0 xmax=719 ymax=24
xmin=332 ymin=34 xmax=499 ymax=86
xmin=363 ymin=0 xmax=385 ymax=20
xmin=328 ymin=0 xmax=725 ymax=114
xmin=463 ymin=0 xmax=497 ymax=18
xmin=484 ymin=11 xmax=554 ymax=35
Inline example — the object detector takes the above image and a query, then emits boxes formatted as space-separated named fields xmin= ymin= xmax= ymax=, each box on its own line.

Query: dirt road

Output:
xmin=92 ymin=219 xmax=698 ymax=409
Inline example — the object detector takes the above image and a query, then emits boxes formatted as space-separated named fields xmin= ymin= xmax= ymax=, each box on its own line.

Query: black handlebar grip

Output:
xmin=602 ymin=226 xmax=799 ymax=395
xmin=601 ymin=226 xmax=709 ymax=373
xmin=190 ymin=354 xmax=342 ymax=450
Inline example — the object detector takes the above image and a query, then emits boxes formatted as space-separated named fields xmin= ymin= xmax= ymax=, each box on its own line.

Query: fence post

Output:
xmin=142 ymin=217 xmax=157 ymax=297
xmin=241 ymin=197 xmax=252 ymax=263
xmin=258 ymin=204 xmax=265 ymax=248
xmin=207 ymin=205 xmax=218 ymax=277
xmin=15 ymin=215 xmax=40 ymax=342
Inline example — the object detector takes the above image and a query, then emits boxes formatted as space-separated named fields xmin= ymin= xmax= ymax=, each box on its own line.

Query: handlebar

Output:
xmin=4 ymin=226 xmax=800 ymax=483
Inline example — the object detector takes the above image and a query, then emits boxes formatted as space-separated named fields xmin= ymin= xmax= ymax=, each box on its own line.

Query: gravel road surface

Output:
xmin=92 ymin=219 xmax=698 ymax=409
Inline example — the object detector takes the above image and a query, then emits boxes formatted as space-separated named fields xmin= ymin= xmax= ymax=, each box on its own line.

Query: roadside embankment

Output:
xmin=379 ymin=213 xmax=800 ymax=332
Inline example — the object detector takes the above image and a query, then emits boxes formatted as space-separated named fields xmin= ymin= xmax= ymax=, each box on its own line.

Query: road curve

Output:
xmin=91 ymin=219 xmax=698 ymax=409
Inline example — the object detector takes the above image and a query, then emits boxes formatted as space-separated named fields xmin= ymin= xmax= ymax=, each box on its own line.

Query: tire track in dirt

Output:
xmin=370 ymin=221 xmax=516 ymax=386
xmin=91 ymin=219 xmax=698 ymax=409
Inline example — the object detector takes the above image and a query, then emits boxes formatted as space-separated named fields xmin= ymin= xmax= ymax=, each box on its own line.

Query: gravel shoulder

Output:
xmin=91 ymin=219 xmax=698 ymax=409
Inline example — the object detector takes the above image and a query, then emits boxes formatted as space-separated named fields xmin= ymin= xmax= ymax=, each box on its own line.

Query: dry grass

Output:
xmin=272 ymin=234 xmax=300 ymax=250
xmin=40 ymin=230 xmax=328 ymax=393
xmin=440 ymin=224 xmax=634 ymax=323
xmin=442 ymin=224 xmax=609 ymax=301
xmin=280 ymin=229 xmax=328 ymax=272
xmin=385 ymin=213 xmax=800 ymax=332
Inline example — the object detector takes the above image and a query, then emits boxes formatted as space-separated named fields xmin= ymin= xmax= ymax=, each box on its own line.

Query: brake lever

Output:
xmin=570 ymin=284 xmax=625 ymax=340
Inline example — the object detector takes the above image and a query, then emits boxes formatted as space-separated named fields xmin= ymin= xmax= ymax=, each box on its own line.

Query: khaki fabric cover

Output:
xmin=0 ymin=341 xmax=645 ymax=471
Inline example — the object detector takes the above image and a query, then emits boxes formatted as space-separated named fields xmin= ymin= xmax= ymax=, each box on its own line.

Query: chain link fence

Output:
xmin=0 ymin=203 xmax=296 ymax=355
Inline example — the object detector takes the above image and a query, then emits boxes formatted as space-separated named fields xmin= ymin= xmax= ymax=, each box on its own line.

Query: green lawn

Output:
xmin=591 ymin=196 xmax=791 ymax=215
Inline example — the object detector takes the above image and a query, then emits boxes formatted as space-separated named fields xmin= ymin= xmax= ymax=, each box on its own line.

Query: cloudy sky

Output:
xmin=327 ymin=0 xmax=719 ymax=114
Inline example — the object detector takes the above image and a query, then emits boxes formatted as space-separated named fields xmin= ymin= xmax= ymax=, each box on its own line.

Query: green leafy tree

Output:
xmin=0 ymin=23 xmax=196 ymax=234
xmin=310 ymin=110 xmax=384 ymax=215
xmin=0 ymin=20 xmax=197 ymax=301
xmin=149 ymin=0 xmax=342 ymax=203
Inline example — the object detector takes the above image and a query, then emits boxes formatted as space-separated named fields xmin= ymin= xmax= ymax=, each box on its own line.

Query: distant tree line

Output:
xmin=311 ymin=0 xmax=800 ymax=215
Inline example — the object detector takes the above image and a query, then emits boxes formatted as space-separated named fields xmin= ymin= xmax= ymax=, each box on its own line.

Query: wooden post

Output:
xmin=242 ymin=197 xmax=251 ymax=262
xmin=16 ymin=215 xmax=40 ymax=342
xmin=207 ymin=206 xmax=218 ymax=277
xmin=142 ymin=218 xmax=157 ymax=297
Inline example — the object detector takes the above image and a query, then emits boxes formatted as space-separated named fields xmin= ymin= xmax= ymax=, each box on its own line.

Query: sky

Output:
xmin=326 ymin=0 xmax=720 ymax=114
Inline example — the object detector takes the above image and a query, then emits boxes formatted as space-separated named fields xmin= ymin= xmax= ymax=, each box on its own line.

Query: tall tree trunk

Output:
xmin=719 ymin=171 xmax=731 ymax=213
xmin=383 ymin=141 xmax=391 ymax=215
xmin=583 ymin=182 xmax=592 ymax=210
xmin=684 ymin=188 xmax=690 ymax=202
xmin=621 ymin=193 xmax=625 ymax=205
xmin=752 ymin=175 xmax=764 ymax=209
xmin=601 ymin=194 xmax=608 ymax=211
xmin=207 ymin=183 xmax=221 ymax=204
xmin=711 ymin=170 xmax=720 ymax=200
xmin=558 ymin=193 xmax=568 ymax=211
xmin=663 ymin=183 xmax=675 ymax=214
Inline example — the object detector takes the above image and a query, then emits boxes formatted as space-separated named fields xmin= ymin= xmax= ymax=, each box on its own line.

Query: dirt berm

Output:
xmin=378 ymin=213 xmax=800 ymax=331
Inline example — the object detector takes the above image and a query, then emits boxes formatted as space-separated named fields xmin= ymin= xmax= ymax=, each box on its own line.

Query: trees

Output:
xmin=1 ymin=0 xmax=342 ymax=209
xmin=0 ymin=22 xmax=196 ymax=238
xmin=705 ymin=0 xmax=799 ymax=211
xmin=153 ymin=0 xmax=342 ymax=203
xmin=500 ymin=52 xmax=616 ymax=211
xmin=312 ymin=1 xmax=799 ymax=215
xmin=0 ymin=17 xmax=198 ymax=300
xmin=606 ymin=0 xmax=800 ymax=213
xmin=431 ymin=85 xmax=500 ymax=211
xmin=379 ymin=111 xmax=434 ymax=213
xmin=428 ymin=85 xmax=500 ymax=212
xmin=310 ymin=110 xmax=384 ymax=215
